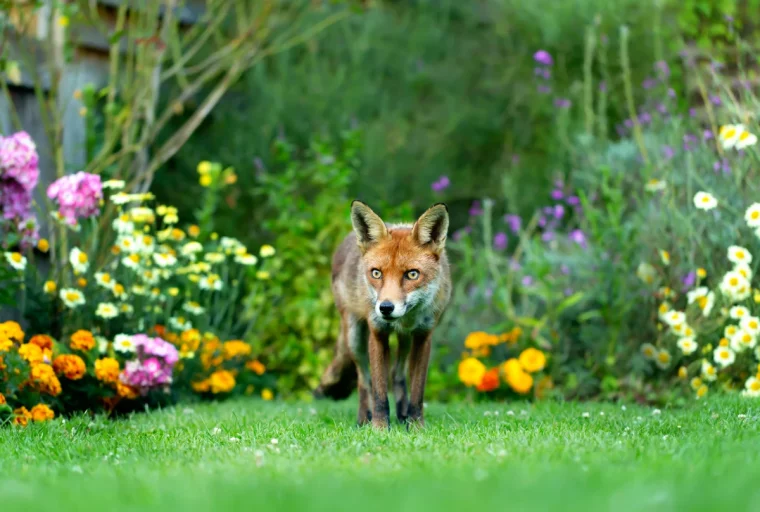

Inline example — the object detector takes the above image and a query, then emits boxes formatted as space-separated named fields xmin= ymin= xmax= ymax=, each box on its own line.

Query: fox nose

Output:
xmin=379 ymin=301 xmax=395 ymax=317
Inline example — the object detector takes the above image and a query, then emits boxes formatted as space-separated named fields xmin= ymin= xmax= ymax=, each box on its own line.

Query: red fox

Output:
xmin=314 ymin=201 xmax=452 ymax=429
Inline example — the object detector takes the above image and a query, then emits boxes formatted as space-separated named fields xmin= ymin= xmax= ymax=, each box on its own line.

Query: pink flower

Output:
xmin=47 ymin=171 xmax=102 ymax=225
xmin=120 ymin=334 xmax=179 ymax=394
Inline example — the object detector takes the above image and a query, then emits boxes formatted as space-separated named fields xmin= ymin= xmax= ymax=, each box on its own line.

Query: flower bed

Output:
xmin=1 ymin=132 xmax=276 ymax=425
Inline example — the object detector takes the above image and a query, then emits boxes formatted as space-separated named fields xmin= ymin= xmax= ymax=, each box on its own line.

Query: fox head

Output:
xmin=351 ymin=200 xmax=449 ymax=321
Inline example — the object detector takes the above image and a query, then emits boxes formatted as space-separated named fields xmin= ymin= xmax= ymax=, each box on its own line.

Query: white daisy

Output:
xmin=199 ymin=274 xmax=223 ymax=291
xmin=112 ymin=214 xmax=134 ymax=234
xmin=102 ymin=179 xmax=125 ymax=190
xmin=141 ymin=269 xmax=160 ymax=285
xmin=4 ymin=251 xmax=27 ymax=271
xmin=719 ymin=124 xmax=745 ymax=149
xmin=137 ymin=235 xmax=156 ymax=255
xmin=720 ymin=271 xmax=751 ymax=302
xmin=693 ymin=191 xmax=718 ymax=211
xmin=700 ymin=292 xmax=715 ymax=317
xmin=204 ymin=252 xmax=226 ymax=264
xmin=259 ymin=245 xmax=276 ymax=258
xmin=663 ymin=310 xmax=686 ymax=327
xmin=657 ymin=302 xmax=671 ymax=321
xmin=714 ymin=346 xmax=736 ymax=367
xmin=181 ymin=242 xmax=204 ymax=260
xmin=677 ymin=337 xmax=698 ymax=355
xmin=221 ymin=237 xmax=246 ymax=254
xmin=182 ymin=301 xmax=205 ymax=315
xmin=728 ymin=245 xmax=753 ymax=265
xmin=117 ymin=236 xmax=139 ymax=254
xmin=96 ymin=336 xmax=109 ymax=354
xmin=153 ymin=252 xmax=177 ymax=267
xmin=655 ymin=349 xmax=672 ymax=370
xmin=169 ymin=316 xmax=192 ymax=331
xmin=69 ymin=247 xmax=89 ymax=274
xmin=235 ymin=253 xmax=258 ymax=266
xmin=60 ymin=288 xmax=86 ymax=309
xmin=120 ymin=303 xmax=134 ymax=315
xmin=734 ymin=262 xmax=753 ymax=281
xmin=736 ymin=130 xmax=758 ymax=150
xmin=702 ymin=360 xmax=718 ymax=381
xmin=114 ymin=334 xmax=135 ymax=353
xmin=745 ymin=203 xmax=760 ymax=228
xmin=725 ymin=325 xmax=740 ymax=339
xmin=687 ymin=287 xmax=708 ymax=304
xmin=641 ymin=343 xmax=656 ymax=360
xmin=95 ymin=302 xmax=119 ymax=319
xmin=122 ymin=253 xmax=141 ymax=270
xmin=95 ymin=272 xmax=116 ymax=290
xmin=131 ymin=285 xmax=148 ymax=296
xmin=742 ymin=376 xmax=760 ymax=397
xmin=730 ymin=306 xmax=750 ymax=319
xmin=731 ymin=329 xmax=757 ymax=352
xmin=741 ymin=316 xmax=760 ymax=336
xmin=644 ymin=178 xmax=666 ymax=192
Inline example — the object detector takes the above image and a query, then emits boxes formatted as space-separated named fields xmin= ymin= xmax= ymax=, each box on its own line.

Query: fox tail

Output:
xmin=312 ymin=348 xmax=356 ymax=400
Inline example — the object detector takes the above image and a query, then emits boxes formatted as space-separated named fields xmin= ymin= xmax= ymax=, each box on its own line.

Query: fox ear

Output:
xmin=351 ymin=200 xmax=389 ymax=252
xmin=412 ymin=203 xmax=449 ymax=254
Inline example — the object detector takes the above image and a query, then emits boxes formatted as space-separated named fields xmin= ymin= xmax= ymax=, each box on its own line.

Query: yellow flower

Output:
xmin=188 ymin=225 xmax=201 ymax=238
xmin=95 ymin=358 xmax=120 ymax=384
xmin=30 ymin=363 xmax=62 ymax=396
xmin=58 ymin=15 xmax=70 ymax=27
xmin=19 ymin=343 xmax=44 ymax=364
xmin=37 ymin=238 xmax=49 ymax=253
xmin=209 ymin=370 xmax=236 ymax=394
xmin=53 ymin=354 xmax=86 ymax=380
xmin=518 ymin=348 xmax=546 ymax=373
xmin=43 ymin=280 xmax=57 ymax=294
xmin=696 ymin=384 xmax=708 ymax=399
xmin=29 ymin=335 xmax=53 ymax=350
xmin=697 ymin=268 xmax=706 ymax=279
xmin=70 ymin=329 xmax=95 ymax=351
xmin=260 ymin=245 xmax=276 ymax=258
xmin=13 ymin=407 xmax=31 ymax=427
xmin=77 ymin=277 xmax=87 ymax=287
xmin=117 ymin=381 xmax=139 ymax=399
xmin=261 ymin=388 xmax=274 ymax=401
xmin=246 ymin=359 xmax=266 ymax=375
xmin=30 ymin=404 xmax=55 ymax=422
xmin=659 ymin=250 xmax=670 ymax=266
xmin=458 ymin=357 xmax=486 ymax=387
xmin=255 ymin=270 xmax=270 ymax=280
xmin=199 ymin=174 xmax=212 ymax=187
xmin=506 ymin=367 xmax=533 ymax=394
xmin=197 ymin=161 xmax=213 ymax=174
xmin=464 ymin=331 xmax=499 ymax=350
xmin=678 ymin=366 xmax=687 ymax=379
xmin=655 ymin=349 xmax=671 ymax=369
xmin=192 ymin=379 xmax=210 ymax=393
xmin=223 ymin=340 xmax=252 ymax=359
xmin=1 ymin=321 xmax=24 ymax=343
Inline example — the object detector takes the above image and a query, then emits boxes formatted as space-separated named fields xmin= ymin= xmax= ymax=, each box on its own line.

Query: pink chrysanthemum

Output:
xmin=47 ymin=171 xmax=103 ymax=225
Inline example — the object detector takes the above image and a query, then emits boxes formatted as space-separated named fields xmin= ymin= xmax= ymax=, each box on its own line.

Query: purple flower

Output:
xmin=682 ymin=271 xmax=696 ymax=291
xmin=553 ymin=204 xmax=565 ymax=219
xmin=713 ymin=158 xmax=731 ymax=174
xmin=624 ymin=119 xmax=634 ymax=128
xmin=493 ymin=232 xmax=508 ymax=251
xmin=533 ymin=50 xmax=553 ymax=66
xmin=47 ymin=172 xmax=103 ymax=226
xmin=568 ymin=229 xmax=587 ymax=249
xmin=504 ymin=214 xmax=521 ymax=233
xmin=541 ymin=231 xmax=555 ymax=242
xmin=453 ymin=226 xmax=471 ymax=241
xmin=538 ymin=216 xmax=547 ymax=228
xmin=639 ymin=112 xmax=652 ymax=125
xmin=667 ymin=88 xmax=676 ymax=98
xmin=431 ymin=175 xmax=450 ymax=192
xmin=550 ymin=189 xmax=564 ymax=200
xmin=661 ymin=145 xmax=674 ymax=160
xmin=537 ymin=85 xmax=552 ymax=94
xmin=703 ymin=130 xmax=713 ymax=140
xmin=0 ymin=132 xmax=40 ymax=244
xmin=560 ymin=264 xmax=570 ymax=275
xmin=655 ymin=60 xmax=670 ymax=79
xmin=656 ymin=103 xmax=668 ymax=115
xmin=689 ymin=108 xmax=697 ymax=117
xmin=566 ymin=196 xmax=580 ymax=206
xmin=554 ymin=98 xmax=572 ymax=109
xmin=564 ymin=288 xmax=574 ymax=297
xmin=468 ymin=200 xmax=483 ymax=217
xmin=521 ymin=276 xmax=534 ymax=287
xmin=709 ymin=94 xmax=722 ymax=106
xmin=509 ymin=258 xmax=521 ymax=271
xmin=642 ymin=78 xmax=657 ymax=89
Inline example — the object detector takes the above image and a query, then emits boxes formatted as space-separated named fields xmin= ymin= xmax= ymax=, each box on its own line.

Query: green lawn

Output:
xmin=1 ymin=396 xmax=759 ymax=511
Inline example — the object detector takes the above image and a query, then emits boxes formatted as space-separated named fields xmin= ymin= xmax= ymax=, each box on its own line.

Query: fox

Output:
xmin=313 ymin=200 xmax=452 ymax=429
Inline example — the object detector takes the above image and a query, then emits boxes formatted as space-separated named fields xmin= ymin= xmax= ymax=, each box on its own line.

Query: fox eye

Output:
xmin=405 ymin=270 xmax=420 ymax=280
xmin=371 ymin=269 xmax=383 ymax=279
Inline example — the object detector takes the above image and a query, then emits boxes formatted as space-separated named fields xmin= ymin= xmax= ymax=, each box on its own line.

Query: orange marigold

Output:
xmin=209 ymin=369 xmax=236 ymax=394
xmin=30 ymin=404 xmax=55 ymax=422
xmin=246 ymin=359 xmax=266 ymax=375
xmin=18 ymin=343 xmax=44 ymax=364
xmin=30 ymin=363 xmax=62 ymax=396
xmin=29 ymin=334 xmax=53 ymax=350
xmin=70 ymin=329 xmax=95 ymax=351
xmin=192 ymin=379 xmax=211 ymax=393
xmin=53 ymin=354 xmax=86 ymax=380
xmin=458 ymin=357 xmax=486 ymax=387
xmin=518 ymin=348 xmax=546 ymax=373
xmin=0 ymin=392 xmax=5 ymax=404
xmin=464 ymin=331 xmax=499 ymax=350
xmin=223 ymin=340 xmax=252 ymax=360
xmin=95 ymin=358 xmax=120 ymax=384
xmin=0 ymin=320 xmax=24 ymax=343
xmin=476 ymin=368 xmax=500 ymax=392
xmin=13 ymin=407 xmax=31 ymax=427
xmin=116 ymin=381 xmax=139 ymax=399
